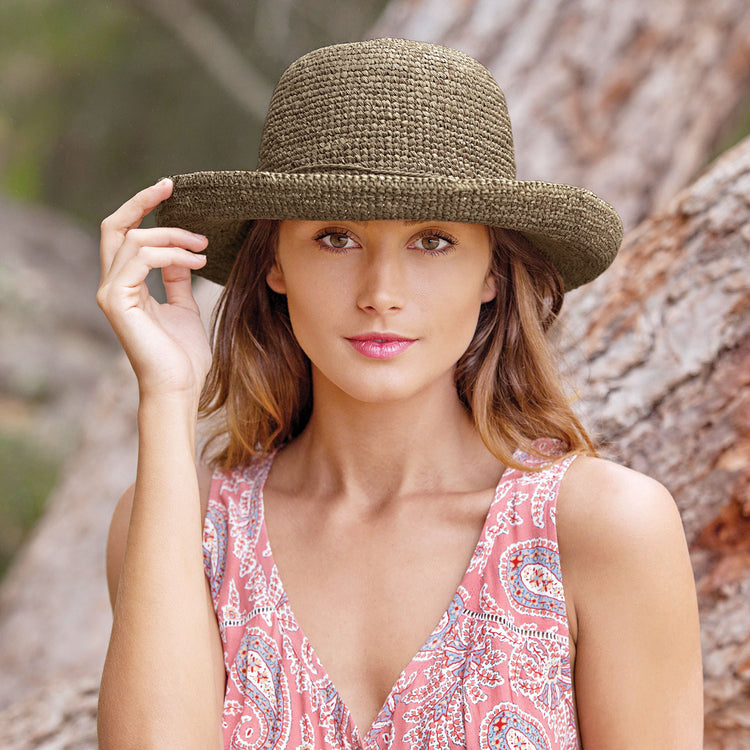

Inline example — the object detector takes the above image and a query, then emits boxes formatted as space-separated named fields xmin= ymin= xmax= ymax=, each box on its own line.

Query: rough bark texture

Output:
xmin=371 ymin=0 xmax=750 ymax=229
xmin=558 ymin=137 xmax=750 ymax=748
xmin=1 ymin=0 xmax=750 ymax=745
xmin=0 ymin=678 xmax=99 ymax=750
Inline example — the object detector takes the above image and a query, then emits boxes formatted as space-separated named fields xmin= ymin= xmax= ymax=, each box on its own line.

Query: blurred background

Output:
xmin=1 ymin=0 xmax=749 ymax=747
xmin=0 ymin=0 xmax=387 ymax=581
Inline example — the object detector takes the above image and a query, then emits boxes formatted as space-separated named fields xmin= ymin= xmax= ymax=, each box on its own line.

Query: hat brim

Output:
xmin=155 ymin=170 xmax=623 ymax=291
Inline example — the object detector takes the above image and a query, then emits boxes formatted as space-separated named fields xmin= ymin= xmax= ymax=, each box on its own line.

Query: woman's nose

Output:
xmin=355 ymin=250 xmax=407 ymax=314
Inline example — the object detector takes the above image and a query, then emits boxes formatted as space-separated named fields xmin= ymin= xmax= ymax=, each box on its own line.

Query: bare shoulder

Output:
xmin=556 ymin=454 xmax=690 ymax=629
xmin=557 ymin=455 xmax=684 ymax=558
xmin=557 ymin=456 xmax=703 ymax=748
xmin=105 ymin=461 xmax=215 ymax=610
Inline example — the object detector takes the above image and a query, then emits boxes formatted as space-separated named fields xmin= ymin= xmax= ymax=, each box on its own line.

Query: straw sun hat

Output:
xmin=155 ymin=37 xmax=622 ymax=291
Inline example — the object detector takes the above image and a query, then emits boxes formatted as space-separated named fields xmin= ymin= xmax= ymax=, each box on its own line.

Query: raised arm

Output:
xmin=96 ymin=179 xmax=224 ymax=750
xmin=558 ymin=456 xmax=703 ymax=749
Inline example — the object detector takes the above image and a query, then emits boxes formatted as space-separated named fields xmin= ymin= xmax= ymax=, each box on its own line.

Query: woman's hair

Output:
xmin=199 ymin=220 xmax=596 ymax=470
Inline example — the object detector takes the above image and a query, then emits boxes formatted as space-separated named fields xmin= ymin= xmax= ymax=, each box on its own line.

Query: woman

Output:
xmin=97 ymin=38 xmax=702 ymax=749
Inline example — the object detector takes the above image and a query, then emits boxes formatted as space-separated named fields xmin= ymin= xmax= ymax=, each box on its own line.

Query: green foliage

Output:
xmin=0 ymin=0 xmax=388 ymax=227
xmin=0 ymin=431 xmax=60 ymax=580
xmin=0 ymin=1 xmax=132 ymax=203
xmin=710 ymin=95 xmax=750 ymax=162
xmin=0 ymin=0 xmax=387 ymax=580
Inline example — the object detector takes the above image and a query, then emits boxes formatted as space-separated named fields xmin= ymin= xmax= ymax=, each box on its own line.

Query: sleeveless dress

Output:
xmin=202 ymin=441 xmax=579 ymax=750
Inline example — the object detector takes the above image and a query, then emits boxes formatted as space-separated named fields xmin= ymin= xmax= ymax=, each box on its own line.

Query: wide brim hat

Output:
xmin=155 ymin=38 xmax=622 ymax=291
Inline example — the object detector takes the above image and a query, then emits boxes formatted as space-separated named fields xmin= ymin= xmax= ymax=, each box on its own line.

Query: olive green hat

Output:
xmin=155 ymin=37 xmax=622 ymax=291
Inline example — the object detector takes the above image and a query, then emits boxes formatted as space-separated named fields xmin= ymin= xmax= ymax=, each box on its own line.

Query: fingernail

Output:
xmin=192 ymin=232 xmax=207 ymax=240
xmin=155 ymin=177 xmax=172 ymax=187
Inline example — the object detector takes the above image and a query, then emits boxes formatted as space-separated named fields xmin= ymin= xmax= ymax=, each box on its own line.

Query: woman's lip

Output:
xmin=346 ymin=332 xmax=416 ymax=342
xmin=345 ymin=335 xmax=416 ymax=359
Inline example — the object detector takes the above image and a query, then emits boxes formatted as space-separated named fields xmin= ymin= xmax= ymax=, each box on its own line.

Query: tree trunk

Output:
xmin=372 ymin=0 xmax=750 ymax=229
xmin=0 ymin=677 xmax=99 ymax=750
xmin=0 ymin=355 xmax=139 ymax=710
xmin=559 ymin=136 xmax=750 ymax=748
xmin=1 ymin=0 xmax=749 ymax=745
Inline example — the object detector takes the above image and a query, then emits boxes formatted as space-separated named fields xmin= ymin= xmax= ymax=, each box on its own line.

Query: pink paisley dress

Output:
xmin=202 ymin=441 xmax=579 ymax=749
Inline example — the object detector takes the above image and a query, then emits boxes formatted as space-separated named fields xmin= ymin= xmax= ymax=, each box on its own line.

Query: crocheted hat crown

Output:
xmin=156 ymin=38 xmax=622 ymax=290
xmin=257 ymin=39 xmax=516 ymax=180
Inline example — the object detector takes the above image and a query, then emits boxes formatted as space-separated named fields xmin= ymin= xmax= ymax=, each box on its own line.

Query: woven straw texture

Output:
xmin=155 ymin=38 xmax=623 ymax=290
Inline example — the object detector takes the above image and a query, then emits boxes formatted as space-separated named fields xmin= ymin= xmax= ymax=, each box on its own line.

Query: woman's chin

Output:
xmin=312 ymin=368 xmax=458 ymax=408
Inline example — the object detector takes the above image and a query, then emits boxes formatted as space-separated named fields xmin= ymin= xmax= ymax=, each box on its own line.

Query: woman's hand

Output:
xmin=97 ymin=179 xmax=212 ymax=402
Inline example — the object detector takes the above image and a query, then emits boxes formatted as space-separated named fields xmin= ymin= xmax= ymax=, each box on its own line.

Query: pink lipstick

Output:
xmin=346 ymin=333 xmax=416 ymax=359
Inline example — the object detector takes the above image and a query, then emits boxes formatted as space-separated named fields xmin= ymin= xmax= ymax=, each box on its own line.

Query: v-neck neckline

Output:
xmin=254 ymin=451 xmax=519 ymax=745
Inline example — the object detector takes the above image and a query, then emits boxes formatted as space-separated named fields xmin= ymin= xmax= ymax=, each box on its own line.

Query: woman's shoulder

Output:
xmin=557 ymin=455 xmax=682 ymax=547
xmin=557 ymin=454 xmax=692 ymax=634
xmin=556 ymin=457 xmax=702 ymax=744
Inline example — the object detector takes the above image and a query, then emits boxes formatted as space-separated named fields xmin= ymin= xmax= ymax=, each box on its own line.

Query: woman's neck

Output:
xmin=275 ymin=369 xmax=503 ymax=506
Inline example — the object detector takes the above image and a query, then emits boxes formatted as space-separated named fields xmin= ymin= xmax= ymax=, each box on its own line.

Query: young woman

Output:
xmin=97 ymin=38 xmax=702 ymax=749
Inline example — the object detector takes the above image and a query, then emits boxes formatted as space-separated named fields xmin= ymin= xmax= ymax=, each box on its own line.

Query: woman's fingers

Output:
xmin=162 ymin=261 xmax=202 ymax=310
xmin=97 ymin=246 xmax=207 ymax=316
xmin=97 ymin=183 xmax=214 ymax=398
xmin=100 ymin=179 xmax=173 ymax=267
xmin=105 ymin=227 xmax=208 ymax=280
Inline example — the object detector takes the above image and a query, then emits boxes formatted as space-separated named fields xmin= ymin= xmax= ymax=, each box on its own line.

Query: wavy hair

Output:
xmin=199 ymin=220 xmax=596 ymax=469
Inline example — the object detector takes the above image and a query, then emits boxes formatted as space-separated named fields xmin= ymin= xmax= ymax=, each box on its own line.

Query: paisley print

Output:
xmin=510 ymin=637 xmax=571 ymax=713
xmin=230 ymin=627 xmax=291 ymax=749
xmin=421 ymin=590 xmax=465 ymax=651
xmin=480 ymin=703 xmax=550 ymax=749
xmin=203 ymin=501 xmax=227 ymax=600
xmin=204 ymin=448 xmax=579 ymax=748
xmin=401 ymin=610 xmax=508 ymax=749
xmin=501 ymin=540 xmax=567 ymax=621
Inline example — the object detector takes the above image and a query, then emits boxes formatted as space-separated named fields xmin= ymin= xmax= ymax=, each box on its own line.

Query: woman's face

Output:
xmin=268 ymin=220 xmax=496 ymax=404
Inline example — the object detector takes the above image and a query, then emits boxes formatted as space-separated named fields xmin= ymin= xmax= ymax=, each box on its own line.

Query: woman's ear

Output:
xmin=481 ymin=273 xmax=497 ymax=303
xmin=266 ymin=259 xmax=286 ymax=294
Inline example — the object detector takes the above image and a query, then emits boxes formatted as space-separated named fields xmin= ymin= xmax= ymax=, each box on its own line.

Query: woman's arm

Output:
xmin=105 ymin=463 xmax=214 ymax=609
xmin=558 ymin=457 xmax=703 ymax=749
xmin=96 ymin=180 xmax=224 ymax=749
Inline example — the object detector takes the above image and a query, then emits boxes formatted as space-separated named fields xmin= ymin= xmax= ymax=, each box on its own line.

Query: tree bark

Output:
xmin=558 ymin=136 xmax=750 ymax=748
xmin=0 ymin=355 xmax=138 ymax=711
xmin=372 ymin=0 xmax=750 ymax=229
xmin=0 ymin=677 xmax=99 ymax=750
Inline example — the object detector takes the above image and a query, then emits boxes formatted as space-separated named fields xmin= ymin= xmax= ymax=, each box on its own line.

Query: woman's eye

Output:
xmin=412 ymin=234 xmax=454 ymax=253
xmin=319 ymin=232 xmax=355 ymax=250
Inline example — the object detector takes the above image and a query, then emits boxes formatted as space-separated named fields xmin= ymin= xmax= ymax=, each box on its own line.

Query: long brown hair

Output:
xmin=199 ymin=220 xmax=596 ymax=469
